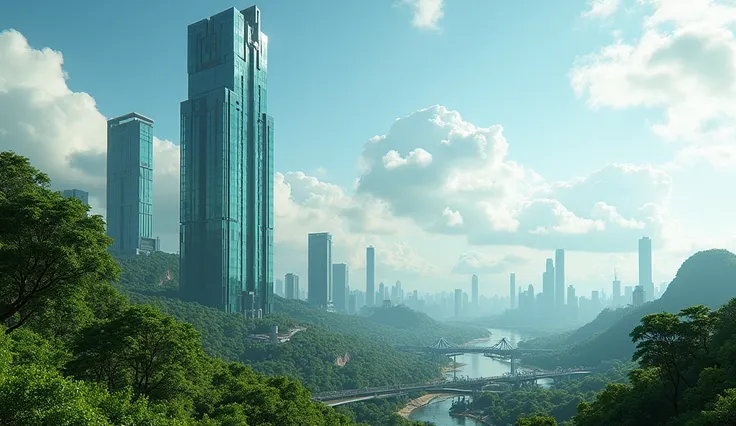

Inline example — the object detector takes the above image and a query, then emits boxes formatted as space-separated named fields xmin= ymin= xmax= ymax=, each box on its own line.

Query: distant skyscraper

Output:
xmin=285 ymin=273 xmax=299 ymax=300
xmin=106 ymin=113 xmax=158 ymax=256
xmin=638 ymin=237 xmax=653 ymax=302
xmin=366 ymin=246 xmax=375 ymax=307
xmin=612 ymin=269 xmax=621 ymax=305
xmin=624 ymin=285 xmax=634 ymax=304
xmin=62 ymin=189 xmax=89 ymax=206
xmin=543 ymin=258 xmax=555 ymax=309
xmin=179 ymin=7 xmax=274 ymax=315
xmin=308 ymin=233 xmax=333 ymax=309
xmin=555 ymin=249 xmax=565 ymax=308
xmin=633 ymin=285 xmax=645 ymax=307
xmin=275 ymin=279 xmax=284 ymax=297
xmin=471 ymin=274 xmax=479 ymax=307
xmin=454 ymin=288 xmax=462 ymax=318
xmin=332 ymin=263 xmax=349 ymax=312
xmin=509 ymin=273 xmax=516 ymax=309
xmin=567 ymin=285 xmax=577 ymax=307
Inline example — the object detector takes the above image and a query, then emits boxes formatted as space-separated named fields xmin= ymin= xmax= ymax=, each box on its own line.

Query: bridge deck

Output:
xmin=313 ymin=370 xmax=592 ymax=403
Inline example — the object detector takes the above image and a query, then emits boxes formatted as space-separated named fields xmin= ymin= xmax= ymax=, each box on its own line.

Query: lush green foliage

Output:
xmin=0 ymin=152 xmax=357 ymax=425
xmin=456 ymin=362 xmax=631 ymax=425
xmin=113 ymin=253 xmax=486 ymax=395
xmin=572 ymin=300 xmax=736 ymax=425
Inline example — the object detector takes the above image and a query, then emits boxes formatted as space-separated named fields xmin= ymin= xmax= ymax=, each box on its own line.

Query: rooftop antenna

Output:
xmin=614 ymin=267 xmax=619 ymax=281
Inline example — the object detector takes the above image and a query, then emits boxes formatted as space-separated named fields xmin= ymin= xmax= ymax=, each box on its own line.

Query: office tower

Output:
xmin=308 ymin=233 xmax=333 ymax=309
xmin=179 ymin=7 xmax=274 ymax=315
xmin=454 ymin=288 xmax=462 ymax=318
xmin=275 ymin=279 xmax=283 ymax=297
xmin=509 ymin=273 xmax=516 ymax=309
xmin=366 ymin=246 xmax=375 ymax=306
xmin=107 ymin=113 xmax=158 ymax=255
xmin=463 ymin=292 xmax=469 ymax=311
xmin=543 ymin=258 xmax=555 ymax=308
xmin=62 ymin=189 xmax=89 ymax=206
xmin=624 ymin=286 xmax=633 ymax=304
xmin=633 ymin=285 xmax=645 ymax=307
xmin=591 ymin=291 xmax=600 ymax=304
xmin=332 ymin=263 xmax=349 ymax=312
xmin=471 ymin=274 xmax=479 ymax=308
xmin=567 ymin=285 xmax=577 ymax=307
xmin=379 ymin=282 xmax=385 ymax=303
xmin=285 ymin=273 xmax=299 ymax=300
xmin=555 ymin=249 xmax=565 ymax=308
xmin=348 ymin=294 xmax=357 ymax=314
xmin=638 ymin=237 xmax=653 ymax=302
xmin=612 ymin=269 xmax=621 ymax=305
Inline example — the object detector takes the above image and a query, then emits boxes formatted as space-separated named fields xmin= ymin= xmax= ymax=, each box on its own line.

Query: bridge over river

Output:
xmin=314 ymin=335 xmax=589 ymax=406
xmin=313 ymin=369 xmax=592 ymax=407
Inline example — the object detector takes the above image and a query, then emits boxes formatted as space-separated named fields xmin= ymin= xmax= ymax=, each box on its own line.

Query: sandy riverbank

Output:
xmin=442 ymin=361 xmax=466 ymax=373
xmin=397 ymin=393 xmax=454 ymax=418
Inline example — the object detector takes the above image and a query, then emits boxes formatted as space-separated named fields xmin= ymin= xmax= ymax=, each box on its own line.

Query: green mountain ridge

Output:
xmin=530 ymin=249 xmax=736 ymax=368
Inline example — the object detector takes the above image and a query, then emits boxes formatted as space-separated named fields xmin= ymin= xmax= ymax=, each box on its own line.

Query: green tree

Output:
xmin=0 ymin=152 xmax=118 ymax=333
xmin=68 ymin=305 xmax=206 ymax=402
xmin=516 ymin=414 xmax=557 ymax=425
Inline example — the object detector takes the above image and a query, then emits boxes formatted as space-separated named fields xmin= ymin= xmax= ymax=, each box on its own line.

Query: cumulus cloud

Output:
xmin=582 ymin=0 xmax=620 ymax=19
xmin=401 ymin=0 xmax=444 ymax=30
xmin=353 ymin=105 xmax=670 ymax=252
xmin=452 ymin=252 xmax=527 ymax=275
xmin=571 ymin=0 xmax=736 ymax=163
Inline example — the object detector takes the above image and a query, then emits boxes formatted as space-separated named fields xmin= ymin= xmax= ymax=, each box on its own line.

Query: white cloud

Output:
xmin=571 ymin=0 xmax=736 ymax=163
xmin=354 ymin=105 xmax=672 ymax=252
xmin=452 ymin=252 xmax=527 ymax=275
xmin=401 ymin=0 xmax=444 ymax=30
xmin=582 ymin=0 xmax=621 ymax=19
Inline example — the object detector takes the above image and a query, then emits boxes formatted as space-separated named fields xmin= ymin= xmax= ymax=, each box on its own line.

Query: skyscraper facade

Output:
xmin=62 ymin=189 xmax=89 ymax=206
xmin=308 ymin=233 xmax=332 ymax=309
xmin=106 ymin=113 xmax=158 ymax=255
xmin=366 ymin=246 xmax=375 ymax=306
xmin=454 ymin=288 xmax=462 ymax=318
xmin=285 ymin=273 xmax=299 ymax=300
xmin=332 ymin=263 xmax=349 ymax=312
xmin=543 ymin=258 xmax=555 ymax=309
xmin=612 ymin=270 xmax=621 ymax=305
xmin=509 ymin=273 xmax=516 ymax=309
xmin=555 ymin=249 xmax=565 ymax=308
xmin=638 ymin=237 xmax=653 ymax=301
xmin=471 ymin=274 xmax=479 ymax=307
xmin=179 ymin=7 xmax=275 ymax=315
xmin=275 ymin=278 xmax=283 ymax=297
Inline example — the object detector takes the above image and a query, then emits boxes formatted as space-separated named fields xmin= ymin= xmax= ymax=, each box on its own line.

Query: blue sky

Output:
xmin=2 ymin=0 xmax=736 ymax=295
xmin=0 ymin=0 xmax=665 ymax=183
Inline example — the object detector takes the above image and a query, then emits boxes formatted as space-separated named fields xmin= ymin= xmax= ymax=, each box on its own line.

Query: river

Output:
xmin=408 ymin=328 xmax=539 ymax=425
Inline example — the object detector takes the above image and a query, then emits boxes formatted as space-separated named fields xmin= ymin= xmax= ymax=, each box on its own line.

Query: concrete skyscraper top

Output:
xmin=106 ymin=112 xmax=159 ymax=255
xmin=179 ymin=6 xmax=274 ymax=315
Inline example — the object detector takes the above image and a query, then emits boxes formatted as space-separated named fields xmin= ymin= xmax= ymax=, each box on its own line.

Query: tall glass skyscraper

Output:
xmin=106 ymin=113 xmax=158 ymax=255
xmin=62 ymin=189 xmax=89 ymax=206
xmin=308 ymin=233 xmax=332 ymax=310
xmin=366 ymin=246 xmax=375 ymax=307
xmin=180 ymin=6 xmax=274 ymax=315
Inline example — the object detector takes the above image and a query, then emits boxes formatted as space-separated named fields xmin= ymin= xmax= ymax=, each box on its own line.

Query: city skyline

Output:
xmin=2 ymin=0 xmax=730 ymax=296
